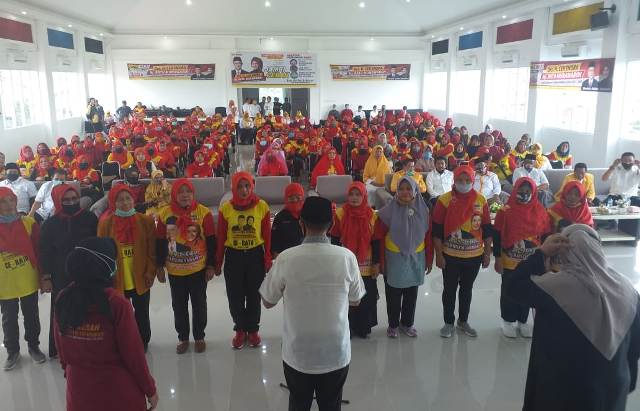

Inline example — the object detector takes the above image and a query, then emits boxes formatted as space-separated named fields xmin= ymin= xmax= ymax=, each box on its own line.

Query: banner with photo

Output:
xmin=529 ymin=58 xmax=615 ymax=92
xmin=127 ymin=64 xmax=215 ymax=80
xmin=330 ymin=64 xmax=411 ymax=80
xmin=230 ymin=52 xmax=316 ymax=86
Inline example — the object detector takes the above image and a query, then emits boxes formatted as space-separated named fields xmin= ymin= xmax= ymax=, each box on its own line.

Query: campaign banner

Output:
xmin=330 ymin=64 xmax=411 ymax=81
xmin=529 ymin=58 xmax=614 ymax=92
xmin=127 ymin=64 xmax=216 ymax=80
xmin=230 ymin=52 xmax=316 ymax=86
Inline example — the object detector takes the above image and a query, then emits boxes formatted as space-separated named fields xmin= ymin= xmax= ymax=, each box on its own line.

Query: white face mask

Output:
xmin=456 ymin=182 xmax=473 ymax=194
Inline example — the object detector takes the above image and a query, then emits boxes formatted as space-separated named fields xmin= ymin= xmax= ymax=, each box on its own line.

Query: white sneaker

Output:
xmin=518 ymin=322 xmax=533 ymax=338
xmin=501 ymin=321 xmax=518 ymax=338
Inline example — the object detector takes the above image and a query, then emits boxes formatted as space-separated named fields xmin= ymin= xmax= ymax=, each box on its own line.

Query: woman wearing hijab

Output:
xmin=216 ymin=172 xmax=272 ymax=350
xmin=362 ymin=145 xmax=392 ymax=208
xmin=0 ymin=187 xmax=47 ymax=370
xmin=144 ymin=170 xmax=172 ymax=219
xmin=310 ymin=147 xmax=346 ymax=189
xmin=97 ymin=185 xmax=157 ymax=351
xmin=375 ymin=177 xmax=431 ymax=338
xmin=133 ymin=147 xmax=155 ymax=179
xmin=30 ymin=155 xmax=54 ymax=181
xmin=271 ymin=183 xmax=305 ymax=259
xmin=39 ymin=184 xmax=98 ymax=358
xmin=415 ymin=144 xmax=434 ymax=173
xmin=548 ymin=181 xmax=594 ymax=232
xmin=505 ymin=225 xmax=640 ymax=411
xmin=155 ymin=140 xmax=177 ymax=177
xmin=331 ymin=182 xmax=381 ymax=338
xmin=107 ymin=142 xmax=133 ymax=170
xmin=54 ymin=237 xmax=158 ymax=411
xmin=449 ymin=142 xmax=469 ymax=170
xmin=546 ymin=141 xmax=573 ymax=169
xmin=185 ymin=150 xmax=214 ymax=178
xmin=466 ymin=135 xmax=481 ymax=158
xmin=16 ymin=145 xmax=36 ymax=176
xmin=257 ymin=146 xmax=289 ymax=177
xmin=493 ymin=178 xmax=550 ymax=339
xmin=156 ymin=179 xmax=215 ymax=354
xmin=433 ymin=166 xmax=492 ymax=338
xmin=529 ymin=143 xmax=552 ymax=170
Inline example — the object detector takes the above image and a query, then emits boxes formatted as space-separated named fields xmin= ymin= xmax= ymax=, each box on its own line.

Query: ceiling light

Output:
xmin=67 ymin=24 xmax=73 ymax=28
xmin=163 ymin=36 xmax=168 ymax=39
xmin=459 ymin=26 xmax=464 ymax=30
xmin=369 ymin=37 xmax=375 ymax=41
xmin=502 ymin=15 xmax=507 ymax=19
xmin=406 ymin=0 xmax=411 ymax=2
xmin=99 ymin=33 xmax=104 ymax=36
xmin=431 ymin=35 xmax=435 ymax=38
xmin=21 ymin=11 xmax=27 ymax=15
xmin=186 ymin=0 xmax=192 ymax=4
xmin=264 ymin=0 xmax=271 ymax=7
xmin=359 ymin=2 xmax=366 ymax=8
xmin=269 ymin=37 xmax=274 ymax=40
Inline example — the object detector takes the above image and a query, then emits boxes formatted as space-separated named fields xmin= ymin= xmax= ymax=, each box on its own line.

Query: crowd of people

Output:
xmin=0 ymin=100 xmax=639 ymax=411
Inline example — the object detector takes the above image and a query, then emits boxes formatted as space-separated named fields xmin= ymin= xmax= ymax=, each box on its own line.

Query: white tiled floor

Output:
xmin=1 ymin=243 xmax=639 ymax=411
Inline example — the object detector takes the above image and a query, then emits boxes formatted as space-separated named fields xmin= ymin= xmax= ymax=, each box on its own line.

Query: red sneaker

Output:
xmin=247 ymin=331 xmax=261 ymax=348
xmin=232 ymin=331 xmax=246 ymax=350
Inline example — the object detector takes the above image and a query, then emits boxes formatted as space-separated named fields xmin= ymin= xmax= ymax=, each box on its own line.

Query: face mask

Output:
xmin=622 ymin=163 xmax=633 ymax=170
xmin=147 ymin=149 xmax=155 ymax=155
xmin=516 ymin=193 xmax=532 ymax=203
xmin=79 ymin=163 xmax=89 ymax=170
xmin=115 ymin=208 xmax=136 ymax=217
xmin=127 ymin=177 xmax=139 ymax=185
xmin=65 ymin=150 xmax=74 ymax=157
xmin=456 ymin=182 xmax=472 ymax=193
xmin=260 ymin=140 xmax=267 ymax=146
xmin=62 ymin=204 xmax=81 ymax=215
xmin=406 ymin=170 xmax=415 ymax=177
xmin=399 ymin=143 xmax=407 ymax=149
xmin=52 ymin=179 xmax=64 ymax=186
xmin=7 ymin=173 xmax=19 ymax=182
xmin=412 ymin=146 xmax=420 ymax=153
xmin=424 ymin=152 xmax=433 ymax=160
xmin=115 ymin=147 xmax=124 ymax=153
xmin=524 ymin=165 xmax=533 ymax=172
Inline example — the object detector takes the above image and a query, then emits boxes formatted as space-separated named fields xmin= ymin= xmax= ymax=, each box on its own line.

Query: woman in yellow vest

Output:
xmin=216 ymin=171 xmax=272 ymax=350
xmin=97 ymin=184 xmax=157 ymax=352
xmin=330 ymin=182 xmax=380 ymax=338
xmin=0 ymin=187 xmax=47 ymax=370
xmin=362 ymin=145 xmax=391 ymax=208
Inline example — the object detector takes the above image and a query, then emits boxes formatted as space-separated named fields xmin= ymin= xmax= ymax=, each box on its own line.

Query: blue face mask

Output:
xmin=423 ymin=151 xmax=433 ymax=160
xmin=115 ymin=208 xmax=136 ymax=217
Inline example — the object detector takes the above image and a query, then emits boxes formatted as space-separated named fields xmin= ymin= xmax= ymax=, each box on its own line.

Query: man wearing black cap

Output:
xmin=260 ymin=196 xmax=365 ymax=411
xmin=0 ymin=163 xmax=37 ymax=215
xmin=513 ymin=153 xmax=552 ymax=207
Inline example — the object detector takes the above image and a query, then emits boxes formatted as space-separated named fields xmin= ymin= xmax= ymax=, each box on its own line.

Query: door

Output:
xmin=289 ymin=88 xmax=310 ymax=118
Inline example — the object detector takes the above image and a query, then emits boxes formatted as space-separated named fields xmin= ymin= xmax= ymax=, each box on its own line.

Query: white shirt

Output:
xmin=426 ymin=169 xmax=454 ymax=198
xmin=259 ymin=239 xmax=365 ymax=374
xmin=249 ymin=104 xmax=261 ymax=118
xmin=473 ymin=171 xmax=501 ymax=199
xmin=34 ymin=181 xmax=59 ymax=220
xmin=354 ymin=110 xmax=366 ymax=119
xmin=264 ymin=101 xmax=274 ymax=116
xmin=608 ymin=166 xmax=640 ymax=197
xmin=370 ymin=109 xmax=379 ymax=118
xmin=513 ymin=167 xmax=549 ymax=187
xmin=242 ymin=103 xmax=251 ymax=115
xmin=0 ymin=177 xmax=37 ymax=214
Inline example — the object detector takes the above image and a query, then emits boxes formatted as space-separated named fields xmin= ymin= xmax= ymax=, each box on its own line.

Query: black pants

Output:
xmin=1 ymin=292 xmax=40 ymax=354
xmin=283 ymin=361 xmax=349 ymax=411
xmin=223 ymin=247 xmax=265 ymax=332
xmin=442 ymin=255 xmax=482 ymax=324
xmin=349 ymin=277 xmax=378 ymax=336
xmin=124 ymin=289 xmax=151 ymax=345
xmin=384 ymin=278 xmax=418 ymax=328
xmin=168 ymin=270 xmax=207 ymax=341
xmin=500 ymin=269 xmax=530 ymax=323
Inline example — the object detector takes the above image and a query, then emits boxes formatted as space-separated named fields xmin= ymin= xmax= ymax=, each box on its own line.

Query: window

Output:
xmin=423 ymin=72 xmax=448 ymax=111
xmin=622 ymin=61 xmax=640 ymax=140
xmin=52 ymin=72 xmax=82 ymax=120
xmin=489 ymin=67 xmax=529 ymax=122
xmin=0 ymin=70 xmax=41 ymax=129
xmin=537 ymin=88 xmax=597 ymax=133
xmin=451 ymin=70 xmax=481 ymax=115
xmin=88 ymin=73 xmax=109 ymax=108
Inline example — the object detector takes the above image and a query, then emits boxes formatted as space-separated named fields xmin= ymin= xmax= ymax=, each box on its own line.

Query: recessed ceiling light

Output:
xmin=269 ymin=37 xmax=274 ymax=40
xmin=264 ymin=0 xmax=271 ymax=7
xmin=459 ymin=26 xmax=464 ymax=30
xmin=99 ymin=33 xmax=104 ymax=36
xmin=21 ymin=11 xmax=27 ymax=15
xmin=186 ymin=0 xmax=192 ymax=4
xmin=359 ymin=2 xmax=366 ymax=8
xmin=502 ymin=15 xmax=507 ymax=19
xmin=163 ymin=36 xmax=168 ymax=39
xmin=369 ymin=37 xmax=375 ymax=41
xmin=67 ymin=24 xmax=73 ymax=28
xmin=406 ymin=0 xmax=411 ymax=2
xmin=431 ymin=35 xmax=435 ymax=38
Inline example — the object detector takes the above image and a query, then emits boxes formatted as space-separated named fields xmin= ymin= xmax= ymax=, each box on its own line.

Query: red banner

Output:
xmin=529 ymin=58 xmax=614 ymax=92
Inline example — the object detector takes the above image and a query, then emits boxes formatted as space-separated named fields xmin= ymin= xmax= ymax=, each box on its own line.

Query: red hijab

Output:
xmin=170 ymin=178 xmax=198 ymax=238
xmin=19 ymin=145 xmax=34 ymax=162
xmin=231 ymin=171 xmax=258 ymax=209
xmin=494 ymin=177 xmax=549 ymax=248
xmin=310 ymin=148 xmax=345 ymax=187
xmin=444 ymin=166 xmax=478 ymax=237
xmin=110 ymin=142 xmax=128 ymax=166
xmin=340 ymin=182 xmax=374 ymax=263
xmin=284 ymin=183 xmax=305 ymax=219
xmin=550 ymin=181 xmax=594 ymax=227
xmin=0 ymin=188 xmax=38 ymax=265
xmin=107 ymin=185 xmax=137 ymax=244
xmin=52 ymin=184 xmax=83 ymax=218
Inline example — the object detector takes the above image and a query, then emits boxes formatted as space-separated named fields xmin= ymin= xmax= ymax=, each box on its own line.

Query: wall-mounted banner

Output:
xmin=127 ymin=64 xmax=216 ymax=80
xmin=330 ymin=64 xmax=411 ymax=80
xmin=231 ymin=52 xmax=316 ymax=86
xmin=529 ymin=58 xmax=615 ymax=92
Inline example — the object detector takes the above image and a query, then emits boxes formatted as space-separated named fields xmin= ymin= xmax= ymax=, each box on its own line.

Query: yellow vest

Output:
xmin=220 ymin=200 xmax=270 ymax=250
xmin=0 ymin=217 xmax=39 ymax=299
xmin=437 ymin=191 xmax=487 ymax=258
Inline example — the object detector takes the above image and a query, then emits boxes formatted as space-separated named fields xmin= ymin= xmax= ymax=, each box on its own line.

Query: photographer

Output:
xmin=85 ymin=98 xmax=104 ymax=133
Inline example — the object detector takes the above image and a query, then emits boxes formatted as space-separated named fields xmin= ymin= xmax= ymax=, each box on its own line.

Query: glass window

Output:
xmin=88 ymin=73 xmax=108 ymax=108
xmin=488 ymin=67 xmax=530 ymax=122
xmin=451 ymin=70 xmax=481 ymax=115
xmin=52 ymin=72 xmax=82 ymax=120
xmin=537 ymin=88 xmax=597 ymax=133
xmin=423 ymin=72 xmax=448 ymax=111
xmin=0 ymin=70 xmax=42 ymax=129
xmin=622 ymin=60 xmax=640 ymax=140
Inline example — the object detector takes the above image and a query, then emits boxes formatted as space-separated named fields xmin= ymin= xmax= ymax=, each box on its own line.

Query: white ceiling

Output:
xmin=20 ymin=0 xmax=522 ymax=36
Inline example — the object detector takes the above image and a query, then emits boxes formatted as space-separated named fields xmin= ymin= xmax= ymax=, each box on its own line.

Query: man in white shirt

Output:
xmin=0 ymin=163 xmax=37 ymax=215
xmin=28 ymin=169 xmax=67 ymax=223
xmin=369 ymin=105 xmax=379 ymax=120
xmin=260 ymin=197 xmax=365 ymax=411
xmin=602 ymin=152 xmax=640 ymax=199
xmin=354 ymin=105 xmax=366 ymax=120
xmin=264 ymin=96 xmax=274 ymax=116
xmin=426 ymin=157 xmax=454 ymax=204
xmin=473 ymin=158 xmax=502 ymax=204
xmin=512 ymin=154 xmax=553 ymax=207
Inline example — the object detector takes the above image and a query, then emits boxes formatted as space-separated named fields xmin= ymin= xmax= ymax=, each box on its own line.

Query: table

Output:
xmin=590 ymin=207 xmax=640 ymax=242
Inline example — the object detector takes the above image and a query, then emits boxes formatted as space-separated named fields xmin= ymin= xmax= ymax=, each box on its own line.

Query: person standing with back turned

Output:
xmin=260 ymin=196 xmax=365 ymax=411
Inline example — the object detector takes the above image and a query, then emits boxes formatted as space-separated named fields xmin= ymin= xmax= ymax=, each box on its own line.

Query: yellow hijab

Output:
xmin=530 ymin=143 xmax=546 ymax=169
xmin=363 ymin=145 xmax=391 ymax=185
